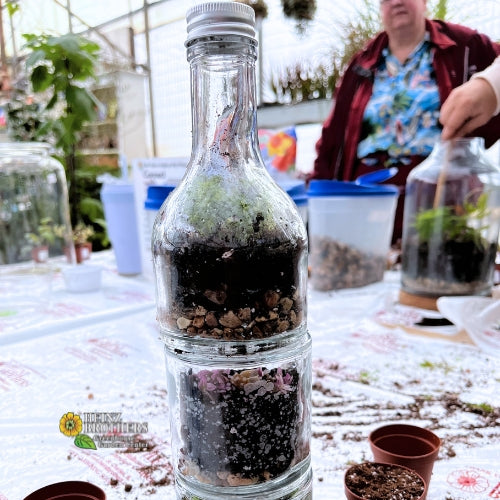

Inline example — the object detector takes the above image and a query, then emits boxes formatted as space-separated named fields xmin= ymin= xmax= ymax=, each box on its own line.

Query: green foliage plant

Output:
xmin=71 ymin=223 xmax=95 ymax=245
xmin=54 ymin=222 xmax=94 ymax=246
xmin=414 ymin=192 xmax=490 ymax=250
xmin=22 ymin=33 xmax=101 ymax=226
xmin=26 ymin=217 xmax=57 ymax=246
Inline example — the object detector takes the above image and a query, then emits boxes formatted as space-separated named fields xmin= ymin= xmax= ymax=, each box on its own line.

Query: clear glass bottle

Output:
xmin=0 ymin=142 xmax=74 ymax=266
xmin=152 ymin=3 xmax=311 ymax=499
xmin=401 ymin=138 xmax=500 ymax=299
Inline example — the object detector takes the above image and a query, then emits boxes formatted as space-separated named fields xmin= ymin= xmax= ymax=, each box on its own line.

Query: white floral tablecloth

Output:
xmin=1 ymin=253 xmax=499 ymax=499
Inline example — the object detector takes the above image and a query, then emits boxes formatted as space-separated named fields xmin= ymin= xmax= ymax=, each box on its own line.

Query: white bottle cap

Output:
xmin=186 ymin=2 xmax=256 ymax=43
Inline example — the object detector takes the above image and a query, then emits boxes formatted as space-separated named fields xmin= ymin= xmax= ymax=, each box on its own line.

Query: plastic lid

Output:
xmin=144 ymin=185 xmax=176 ymax=210
xmin=293 ymin=195 xmax=308 ymax=207
xmin=307 ymin=179 xmax=399 ymax=197
xmin=278 ymin=180 xmax=306 ymax=197
xmin=277 ymin=180 xmax=308 ymax=206
xmin=24 ymin=481 xmax=106 ymax=500
xmin=186 ymin=2 xmax=256 ymax=43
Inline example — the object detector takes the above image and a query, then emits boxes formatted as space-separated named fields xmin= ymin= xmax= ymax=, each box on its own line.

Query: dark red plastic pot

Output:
xmin=344 ymin=462 xmax=426 ymax=500
xmin=24 ymin=481 xmax=106 ymax=500
xmin=369 ymin=424 xmax=440 ymax=498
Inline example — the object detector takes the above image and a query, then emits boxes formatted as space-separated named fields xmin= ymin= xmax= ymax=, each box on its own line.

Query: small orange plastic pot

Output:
xmin=24 ymin=481 xmax=106 ymax=500
xmin=369 ymin=424 xmax=441 ymax=498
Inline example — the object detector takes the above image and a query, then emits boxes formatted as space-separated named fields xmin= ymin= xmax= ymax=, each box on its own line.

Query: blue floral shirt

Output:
xmin=357 ymin=34 xmax=441 ymax=165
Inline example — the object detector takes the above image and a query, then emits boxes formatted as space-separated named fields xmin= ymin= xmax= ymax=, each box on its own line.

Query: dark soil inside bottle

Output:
xmin=402 ymin=238 xmax=496 ymax=295
xmin=179 ymin=366 xmax=307 ymax=486
xmin=157 ymin=240 xmax=306 ymax=339
xmin=345 ymin=462 xmax=425 ymax=500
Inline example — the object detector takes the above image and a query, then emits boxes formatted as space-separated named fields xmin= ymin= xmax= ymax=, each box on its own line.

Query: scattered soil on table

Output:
xmin=311 ymin=360 xmax=500 ymax=465
xmin=345 ymin=462 xmax=425 ymax=500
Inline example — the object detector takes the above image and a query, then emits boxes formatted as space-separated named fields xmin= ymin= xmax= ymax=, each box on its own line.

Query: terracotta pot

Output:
xmin=75 ymin=242 xmax=92 ymax=263
xmin=24 ymin=480 xmax=106 ymax=500
xmin=31 ymin=245 xmax=49 ymax=263
xmin=369 ymin=424 xmax=440 ymax=498
xmin=344 ymin=462 xmax=426 ymax=500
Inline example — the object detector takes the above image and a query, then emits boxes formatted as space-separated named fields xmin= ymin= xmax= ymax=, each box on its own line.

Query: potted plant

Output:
xmin=25 ymin=217 xmax=56 ymax=263
xmin=22 ymin=32 xmax=101 ymax=229
xmin=54 ymin=222 xmax=94 ymax=263
xmin=72 ymin=223 xmax=94 ymax=263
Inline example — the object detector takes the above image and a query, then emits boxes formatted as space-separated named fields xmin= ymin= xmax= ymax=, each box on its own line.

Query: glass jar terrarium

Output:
xmin=400 ymin=138 xmax=500 ymax=307
xmin=0 ymin=142 xmax=74 ymax=266
xmin=152 ymin=3 xmax=311 ymax=499
xmin=165 ymin=333 xmax=312 ymax=500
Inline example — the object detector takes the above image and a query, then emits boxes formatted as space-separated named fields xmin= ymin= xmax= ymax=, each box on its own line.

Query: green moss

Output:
xmin=465 ymin=402 xmax=494 ymax=414
xmin=419 ymin=360 xmax=453 ymax=374
xmin=181 ymin=172 xmax=282 ymax=244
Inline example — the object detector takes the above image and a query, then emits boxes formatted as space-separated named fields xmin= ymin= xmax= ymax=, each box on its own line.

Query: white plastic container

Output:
xmin=307 ymin=180 xmax=398 ymax=291
xmin=63 ymin=264 xmax=102 ymax=293
xmin=100 ymin=182 xmax=142 ymax=276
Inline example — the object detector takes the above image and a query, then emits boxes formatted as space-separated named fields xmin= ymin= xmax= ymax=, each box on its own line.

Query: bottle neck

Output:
xmin=187 ymin=35 xmax=259 ymax=164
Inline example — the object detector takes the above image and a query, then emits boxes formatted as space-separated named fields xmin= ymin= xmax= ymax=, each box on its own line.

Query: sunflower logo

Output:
xmin=59 ymin=411 xmax=96 ymax=450
xmin=59 ymin=412 xmax=82 ymax=436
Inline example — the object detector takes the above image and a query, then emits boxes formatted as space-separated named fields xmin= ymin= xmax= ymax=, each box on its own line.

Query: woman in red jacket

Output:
xmin=310 ymin=0 xmax=500 ymax=243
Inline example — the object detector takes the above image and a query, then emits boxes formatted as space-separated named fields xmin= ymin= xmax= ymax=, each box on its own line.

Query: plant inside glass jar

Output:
xmin=414 ymin=192 xmax=490 ymax=247
xmin=404 ymin=192 xmax=497 ymax=287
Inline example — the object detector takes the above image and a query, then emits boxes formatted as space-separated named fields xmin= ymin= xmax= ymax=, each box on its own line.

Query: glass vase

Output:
xmin=401 ymin=138 xmax=500 ymax=300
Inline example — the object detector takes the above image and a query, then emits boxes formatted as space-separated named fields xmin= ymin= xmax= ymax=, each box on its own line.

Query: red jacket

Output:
xmin=311 ymin=19 xmax=500 ymax=183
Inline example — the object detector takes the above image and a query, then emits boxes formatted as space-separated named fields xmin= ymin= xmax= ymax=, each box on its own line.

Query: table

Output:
xmin=1 ymin=252 xmax=499 ymax=499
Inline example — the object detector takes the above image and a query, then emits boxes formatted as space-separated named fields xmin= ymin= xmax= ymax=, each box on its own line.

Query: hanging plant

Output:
xmin=281 ymin=0 xmax=317 ymax=22
xmin=235 ymin=0 xmax=269 ymax=20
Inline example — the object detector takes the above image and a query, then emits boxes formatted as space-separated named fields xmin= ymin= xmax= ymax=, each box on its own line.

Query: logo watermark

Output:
xmin=59 ymin=411 xmax=149 ymax=450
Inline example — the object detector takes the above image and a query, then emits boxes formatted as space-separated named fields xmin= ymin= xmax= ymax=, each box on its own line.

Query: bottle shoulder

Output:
xmin=153 ymin=163 xmax=307 ymax=249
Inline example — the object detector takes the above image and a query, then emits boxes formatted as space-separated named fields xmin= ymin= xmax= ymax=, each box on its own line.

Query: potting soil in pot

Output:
xmin=345 ymin=462 xmax=425 ymax=500
xmin=178 ymin=365 xmax=309 ymax=487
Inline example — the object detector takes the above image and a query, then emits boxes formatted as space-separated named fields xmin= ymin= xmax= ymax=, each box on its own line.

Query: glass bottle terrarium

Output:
xmin=152 ymin=3 xmax=311 ymax=499
xmin=400 ymin=138 xmax=500 ymax=305
xmin=0 ymin=142 xmax=74 ymax=266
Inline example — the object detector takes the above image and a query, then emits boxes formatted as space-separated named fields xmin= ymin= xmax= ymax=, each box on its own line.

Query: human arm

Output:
xmin=440 ymin=56 xmax=500 ymax=140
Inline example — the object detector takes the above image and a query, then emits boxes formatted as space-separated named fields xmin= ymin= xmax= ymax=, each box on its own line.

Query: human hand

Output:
xmin=440 ymin=78 xmax=497 ymax=140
